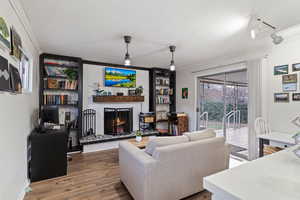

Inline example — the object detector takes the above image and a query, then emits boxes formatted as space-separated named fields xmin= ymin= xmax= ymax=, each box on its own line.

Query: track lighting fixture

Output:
xmin=169 ymin=45 xmax=176 ymax=71
xmin=124 ymin=35 xmax=132 ymax=66
xmin=249 ymin=17 xmax=283 ymax=45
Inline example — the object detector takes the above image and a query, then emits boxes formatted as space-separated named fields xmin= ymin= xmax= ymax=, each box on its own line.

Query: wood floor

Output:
xmin=24 ymin=149 xmax=211 ymax=200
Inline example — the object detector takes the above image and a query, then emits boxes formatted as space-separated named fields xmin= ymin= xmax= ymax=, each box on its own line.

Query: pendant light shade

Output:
xmin=169 ymin=45 xmax=176 ymax=71
xmin=124 ymin=35 xmax=132 ymax=66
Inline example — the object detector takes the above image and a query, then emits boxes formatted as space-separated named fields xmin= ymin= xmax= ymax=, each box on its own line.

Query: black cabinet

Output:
xmin=28 ymin=129 xmax=68 ymax=182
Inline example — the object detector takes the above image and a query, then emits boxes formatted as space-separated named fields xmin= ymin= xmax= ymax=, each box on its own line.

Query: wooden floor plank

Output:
xmin=24 ymin=149 xmax=211 ymax=200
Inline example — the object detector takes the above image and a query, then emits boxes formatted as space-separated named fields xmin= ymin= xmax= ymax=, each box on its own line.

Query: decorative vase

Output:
xmin=136 ymin=136 xmax=142 ymax=142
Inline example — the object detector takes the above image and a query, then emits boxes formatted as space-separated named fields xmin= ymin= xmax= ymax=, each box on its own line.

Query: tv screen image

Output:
xmin=105 ymin=67 xmax=136 ymax=88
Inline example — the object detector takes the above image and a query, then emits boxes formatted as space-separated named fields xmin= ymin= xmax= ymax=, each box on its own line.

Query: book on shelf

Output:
xmin=43 ymin=94 xmax=69 ymax=105
xmin=156 ymin=96 xmax=169 ymax=104
xmin=44 ymin=78 xmax=78 ymax=90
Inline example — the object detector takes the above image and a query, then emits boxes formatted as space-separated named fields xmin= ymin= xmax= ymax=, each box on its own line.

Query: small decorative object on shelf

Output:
xmin=135 ymin=85 xmax=143 ymax=96
xmin=128 ymin=89 xmax=136 ymax=96
xmin=135 ymin=130 xmax=142 ymax=142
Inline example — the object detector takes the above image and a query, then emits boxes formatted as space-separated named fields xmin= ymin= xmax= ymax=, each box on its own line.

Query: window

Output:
xmin=19 ymin=48 xmax=32 ymax=92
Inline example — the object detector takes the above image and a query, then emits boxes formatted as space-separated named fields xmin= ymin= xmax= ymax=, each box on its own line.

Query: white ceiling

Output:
xmin=20 ymin=0 xmax=300 ymax=69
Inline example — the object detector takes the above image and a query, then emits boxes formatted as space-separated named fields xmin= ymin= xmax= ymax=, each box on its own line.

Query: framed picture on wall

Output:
xmin=0 ymin=17 xmax=10 ymax=50
xmin=0 ymin=54 xmax=10 ymax=91
xmin=292 ymin=63 xmax=300 ymax=72
xmin=182 ymin=88 xmax=188 ymax=99
xmin=274 ymin=93 xmax=289 ymax=103
xmin=292 ymin=93 xmax=300 ymax=101
xmin=282 ymin=74 xmax=297 ymax=91
xmin=274 ymin=65 xmax=288 ymax=75
xmin=10 ymin=27 xmax=22 ymax=61
xmin=282 ymin=74 xmax=297 ymax=83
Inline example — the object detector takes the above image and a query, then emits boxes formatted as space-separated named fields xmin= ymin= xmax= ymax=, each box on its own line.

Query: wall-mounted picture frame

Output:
xmin=274 ymin=65 xmax=288 ymax=75
xmin=9 ymin=64 xmax=22 ymax=93
xmin=282 ymin=74 xmax=297 ymax=83
xmin=10 ymin=26 xmax=22 ymax=61
xmin=0 ymin=54 xmax=10 ymax=91
xmin=283 ymin=83 xmax=297 ymax=91
xmin=292 ymin=63 xmax=300 ymax=72
xmin=292 ymin=93 xmax=300 ymax=101
xmin=274 ymin=93 xmax=289 ymax=103
xmin=282 ymin=74 xmax=297 ymax=91
xmin=0 ymin=17 xmax=10 ymax=50
xmin=182 ymin=88 xmax=188 ymax=99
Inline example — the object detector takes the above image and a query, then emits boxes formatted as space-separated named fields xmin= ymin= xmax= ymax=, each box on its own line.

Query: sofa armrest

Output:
xmin=119 ymin=141 xmax=157 ymax=200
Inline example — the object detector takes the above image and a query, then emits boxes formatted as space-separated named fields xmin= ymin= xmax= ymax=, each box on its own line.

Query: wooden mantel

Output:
xmin=93 ymin=95 xmax=144 ymax=103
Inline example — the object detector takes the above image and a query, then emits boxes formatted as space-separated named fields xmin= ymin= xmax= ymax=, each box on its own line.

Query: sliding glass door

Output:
xmin=197 ymin=70 xmax=248 ymax=159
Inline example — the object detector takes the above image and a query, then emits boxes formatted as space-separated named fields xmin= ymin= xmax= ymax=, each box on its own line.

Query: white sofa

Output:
xmin=119 ymin=130 xmax=230 ymax=200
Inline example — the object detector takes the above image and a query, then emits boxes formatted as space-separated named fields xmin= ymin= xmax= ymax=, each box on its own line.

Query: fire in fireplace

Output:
xmin=104 ymin=107 xmax=133 ymax=135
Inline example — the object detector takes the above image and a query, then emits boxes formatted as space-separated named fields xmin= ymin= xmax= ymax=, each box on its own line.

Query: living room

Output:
xmin=2 ymin=0 xmax=300 ymax=200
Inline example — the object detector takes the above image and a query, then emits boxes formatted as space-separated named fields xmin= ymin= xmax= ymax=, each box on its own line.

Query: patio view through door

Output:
xmin=197 ymin=70 xmax=248 ymax=159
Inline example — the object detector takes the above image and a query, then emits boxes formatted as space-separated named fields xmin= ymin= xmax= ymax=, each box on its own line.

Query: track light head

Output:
xmin=271 ymin=33 xmax=284 ymax=45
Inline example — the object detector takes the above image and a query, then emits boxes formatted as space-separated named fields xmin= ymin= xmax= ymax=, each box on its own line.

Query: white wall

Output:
xmin=262 ymin=25 xmax=300 ymax=134
xmin=0 ymin=1 xmax=40 ymax=200
xmin=83 ymin=64 xmax=149 ymax=134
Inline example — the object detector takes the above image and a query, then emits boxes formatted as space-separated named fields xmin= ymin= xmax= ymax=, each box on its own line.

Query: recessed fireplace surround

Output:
xmin=104 ymin=107 xmax=133 ymax=135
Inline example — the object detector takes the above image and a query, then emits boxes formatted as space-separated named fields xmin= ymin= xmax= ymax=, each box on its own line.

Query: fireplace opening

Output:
xmin=104 ymin=107 xmax=133 ymax=135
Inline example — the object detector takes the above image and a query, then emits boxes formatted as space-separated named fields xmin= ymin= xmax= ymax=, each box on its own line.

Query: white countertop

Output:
xmin=257 ymin=132 xmax=295 ymax=145
xmin=204 ymin=145 xmax=300 ymax=200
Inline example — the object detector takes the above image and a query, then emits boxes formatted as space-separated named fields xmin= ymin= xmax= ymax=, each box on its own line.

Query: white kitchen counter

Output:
xmin=204 ymin=145 xmax=300 ymax=200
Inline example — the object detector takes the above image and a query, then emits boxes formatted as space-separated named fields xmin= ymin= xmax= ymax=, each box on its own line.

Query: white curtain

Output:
xmin=247 ymin=59 xmax=263 ymax=160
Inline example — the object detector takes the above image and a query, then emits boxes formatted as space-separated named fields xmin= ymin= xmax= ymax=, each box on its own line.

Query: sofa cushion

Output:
xmin=184 ymin=129 xmax=216 ymax=141
xmin=145 ymin=136 xmax=189 ymax=155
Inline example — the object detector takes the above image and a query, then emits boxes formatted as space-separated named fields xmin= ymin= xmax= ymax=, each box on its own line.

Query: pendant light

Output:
xmin=124 ymin=35 xmax=132 ymax=66
xmin=169 ymin=45 xmax=176 ymax=71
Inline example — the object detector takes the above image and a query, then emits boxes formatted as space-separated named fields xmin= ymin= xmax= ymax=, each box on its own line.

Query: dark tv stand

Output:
xmin=28 ymin=128 xmax=68 ymax=182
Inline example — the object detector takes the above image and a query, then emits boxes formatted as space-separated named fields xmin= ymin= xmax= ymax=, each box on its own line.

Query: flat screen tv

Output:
xmin=105 ymin=67 xmax=136 ymax=88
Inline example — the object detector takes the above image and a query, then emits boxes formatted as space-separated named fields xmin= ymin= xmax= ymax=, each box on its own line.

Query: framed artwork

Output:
xmin=274 ymin=93 xmax=289 ymax=103
xmin=182 ymin=88 xmax=188 ymax=99
xmin=282 ymin=74 xmax=297 ymax=83
xmin=9 ymin=64 xmax=22 ymax=93
xmin=282 ymin=74 xmax=297 ymax=91
xmin=292 ymin=93 xmax=300 ymax=101
xmin=10 ymin=27 xmax=22 ymax=61
xmin=0 ymin=17 xmax=10 ymax=49
xmin=292 ymin=63 xmax=300 ymax=72
xmin=0 ymin=54 xmax=10 ymax=91
xmin=283 ymin=83 xmax=297 ymax=91
xmin=274 ymin=65 xmax=288 ymax=75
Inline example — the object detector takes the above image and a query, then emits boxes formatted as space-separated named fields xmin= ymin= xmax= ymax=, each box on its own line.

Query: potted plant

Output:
xmin=64 ymin=68 xmax=78 ymax=80
xmin=135 ymin=86 xmax=143 ymax=96
xmin=135 ymin=130 xmax=142 ymax=142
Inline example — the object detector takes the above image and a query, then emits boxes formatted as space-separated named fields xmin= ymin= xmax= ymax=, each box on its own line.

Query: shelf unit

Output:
xmin=39 ymin=53 xmax=83 ymax=152
xmin=149 ymin=68 xmax=176 ymax=130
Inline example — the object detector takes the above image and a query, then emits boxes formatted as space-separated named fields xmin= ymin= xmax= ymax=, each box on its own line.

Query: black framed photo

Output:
xmin=274 ymin=93 xmax=289 ymax=103
xmin=9 ymin=64 xmax=22 ymax=93
xmin=292 ymin=63 xmax=300 ymax=72
xmin=0 ymin=54 xmax=10 ymax=91
xmin=292 ymin=93 xmax=300 ymax=101
xmin=274 ymin=65 xmax=288 ymax=75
